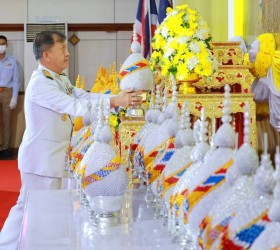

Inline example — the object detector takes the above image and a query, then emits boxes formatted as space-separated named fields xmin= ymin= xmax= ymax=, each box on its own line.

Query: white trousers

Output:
xmin=0 ymin=172 xmax=62 ymax=250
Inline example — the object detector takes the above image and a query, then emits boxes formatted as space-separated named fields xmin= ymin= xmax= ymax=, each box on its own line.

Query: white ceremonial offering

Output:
xmin=171 ymin=108 xmax=210 ymax=209
xmin=213 ymin=133 xmax=275 ymax=250
xmin=132 ymin=85 xmax=162 ymax=189
xmin=160 ymin=101 xmax=195 ymax=203
xmin=251 ymin=147 xmax=280 ymax=250
xmin=70 ymin=125 xmax=90 ymax=151
xmin=131 ymin=85 xmax=162 ymax=159
xmin=199 ymin=102 xmax=258 ymax=249
xmin=143 ymin=77 xmax=178 ymax=182
xmin=118 ymin=27 xmax=153 ymax=117
xmin=82 ymin=101 xmax=128 ymax=225
xmin=133 ymin=84 xmax=168 ymax=149
xmin=169 ymin=108 xmax=209 ymax=246
xmin=70 ymin=121 xmax=98 ymax=176
xmin=69 ymin=125 xmax=91 ymax=173
xmin=143 ymin=86 xmax=178 ymax=156
xmin=180 ymin=85 xmax=235 ymax=245
xmin=76 ymin=99 xmax=105 ymax=179
xmin=147 ymin=81 xmax=178 ymax=190
xmin=152 ymin=101 xmax=195 ymax=232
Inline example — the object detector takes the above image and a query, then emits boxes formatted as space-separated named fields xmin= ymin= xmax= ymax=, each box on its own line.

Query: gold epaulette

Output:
xmin=42 ymin=69 xmax=54 ymax=80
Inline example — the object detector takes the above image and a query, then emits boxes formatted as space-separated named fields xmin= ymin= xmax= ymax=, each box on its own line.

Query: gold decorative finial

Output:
xmin=75 ymin=74 xmax=80 ymax=88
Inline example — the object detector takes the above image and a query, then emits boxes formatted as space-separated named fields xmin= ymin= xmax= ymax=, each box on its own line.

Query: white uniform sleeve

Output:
xmin=251 ymin=77 xmax=270 ymax=102
xmin=266 ymin=68 xmax=280 ymax=132
xmin=251 ymin=68 xmax=280 ymax=132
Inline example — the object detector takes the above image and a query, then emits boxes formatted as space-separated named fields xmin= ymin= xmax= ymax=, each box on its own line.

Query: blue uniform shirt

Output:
xmin=0 ymin=55 xmax=20 ymax=98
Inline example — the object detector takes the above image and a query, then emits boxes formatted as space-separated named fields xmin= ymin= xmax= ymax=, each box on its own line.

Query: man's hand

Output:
xmin=9 ymin=97 xmax=17 ymax=110
xmin=110 ymin=89 xmax=143 ymax=108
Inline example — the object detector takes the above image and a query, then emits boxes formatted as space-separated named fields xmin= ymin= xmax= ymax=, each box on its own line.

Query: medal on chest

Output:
xmin=61 ymin=113 xmax=68 ymax=121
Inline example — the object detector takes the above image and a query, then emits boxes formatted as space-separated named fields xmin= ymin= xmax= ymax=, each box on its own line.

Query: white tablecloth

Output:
xmin=19 ymin=188 xmax=179 ymax=250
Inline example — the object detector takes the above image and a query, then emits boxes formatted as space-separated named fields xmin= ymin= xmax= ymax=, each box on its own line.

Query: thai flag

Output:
xmin=158 ymin=0 xmax=173 ymax=24
xmin=134 ymin=0 xmax=158 ymax=59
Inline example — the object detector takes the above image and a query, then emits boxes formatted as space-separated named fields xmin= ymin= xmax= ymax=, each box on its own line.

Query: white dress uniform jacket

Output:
xmin=18 ymin=65 xmax=110 ymax=178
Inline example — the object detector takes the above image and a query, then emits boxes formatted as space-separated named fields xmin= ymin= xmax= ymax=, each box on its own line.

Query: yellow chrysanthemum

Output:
xmin=109 ymin=115 xmax=119 ymax=129
xmin=109 ymin=108 xmax=127 ymax=130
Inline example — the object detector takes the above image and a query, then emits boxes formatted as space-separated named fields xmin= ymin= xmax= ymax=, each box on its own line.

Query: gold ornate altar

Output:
xmin=176 ymin=93 xmax=256 ymax=146
xmin=118 ymin=41 xmax=256 ymax=185
xmin=118 ymin=117 xmax=145 ymax=186
xmin=193 ymin=65 xmax=253 ymax=93
xmin=211 ymin=41 xmax=243 ymax=65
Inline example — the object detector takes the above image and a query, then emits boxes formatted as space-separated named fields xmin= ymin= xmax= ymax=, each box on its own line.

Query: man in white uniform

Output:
xmin=0 ymin=30 xmax=142 ymax=249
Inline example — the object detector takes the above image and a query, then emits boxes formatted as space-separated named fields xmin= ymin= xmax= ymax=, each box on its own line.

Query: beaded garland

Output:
xmin=199 ymin=214 xmax=234 ymax=249
xmin=117 ymin=60 xmax=150 ymax=84
xmin=143 ymin=138 xmax=171 ymax=173
xmin=70 ymin=127 xmax=91 ymax=172
xmin=183 ymin=158 xmax=233 ymax=224
xmin=133 ymin=145 xmax=145 ymax=172
xmin=147 ymin=138 xmax=176 ymax=184
xmin=161 ymin=161 xmax=192 ymax=198
xmin=221 ymin=210 xmax=270 ymax=250
xmin=81 ymin=155 xmax=122 ymax=189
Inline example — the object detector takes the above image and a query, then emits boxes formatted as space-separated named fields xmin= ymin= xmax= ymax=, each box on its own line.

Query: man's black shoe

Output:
xmin=0 ymin=149 xmax=14 ymax=159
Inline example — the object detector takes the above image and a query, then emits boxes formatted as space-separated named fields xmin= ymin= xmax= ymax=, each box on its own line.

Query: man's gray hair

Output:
xmin=33 ymin=30 xmax=66 ymax=60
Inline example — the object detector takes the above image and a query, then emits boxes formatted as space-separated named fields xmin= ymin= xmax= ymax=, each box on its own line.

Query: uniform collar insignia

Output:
xmin=42 ymin=69 xmax=54 ymax=80
xmin=60 ymin=72 xmax=67 ymax=76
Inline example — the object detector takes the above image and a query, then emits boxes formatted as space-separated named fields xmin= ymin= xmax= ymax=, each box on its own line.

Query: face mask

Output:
xmin=0 ymin=45 xmax=7 ymax=54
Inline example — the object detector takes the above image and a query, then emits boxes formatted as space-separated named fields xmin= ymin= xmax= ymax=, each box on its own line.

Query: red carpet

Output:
xmin=0 ymin=159 xmax=21 ymax=230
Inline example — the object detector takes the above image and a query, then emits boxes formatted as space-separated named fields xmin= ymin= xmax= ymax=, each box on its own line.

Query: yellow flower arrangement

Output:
xmin=150 ymin=4 xmax=218 ymax=80
xmin=251 ymin=33 xmax=275 ymax=78
xmin=109 ymin=108 xmax=127 ymax=130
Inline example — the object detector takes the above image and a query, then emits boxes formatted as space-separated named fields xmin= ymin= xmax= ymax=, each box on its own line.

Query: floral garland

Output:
xmin=150 ymin=4 xmax=218 ymax=80
xmin=109 ymin=99 xmax=150 ymax=130
xmin=109 ymin=107 xmax=127 ymax=130
xmin=252 ymin=33 xmax=275 ymax=78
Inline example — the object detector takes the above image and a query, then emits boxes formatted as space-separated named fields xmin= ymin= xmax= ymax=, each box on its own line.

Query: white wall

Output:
xmin=0 ymin=0 xmax=139 ymax=23
xmin=27 ymin=0 xmax=115 ymax=23
xmin=0 ymin=0 xmax=27 ymax=23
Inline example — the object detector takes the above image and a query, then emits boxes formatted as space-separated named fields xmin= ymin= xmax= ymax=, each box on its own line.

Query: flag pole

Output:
xmin=147 ymin=0 xmax=152 ymax=58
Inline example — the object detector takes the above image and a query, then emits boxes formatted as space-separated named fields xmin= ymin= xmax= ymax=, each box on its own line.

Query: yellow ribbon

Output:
xmin=272 ymin=50 xmax=280 ymax=92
